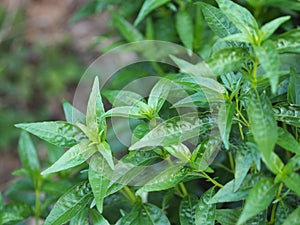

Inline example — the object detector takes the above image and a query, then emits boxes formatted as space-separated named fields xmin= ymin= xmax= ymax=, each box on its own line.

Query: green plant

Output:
xmin=2 ymin=0 xmax=300 ymax=224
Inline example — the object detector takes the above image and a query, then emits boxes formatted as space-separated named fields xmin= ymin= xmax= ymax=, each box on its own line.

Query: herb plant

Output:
xmin=2 ymin=0 xmax=300 ymax=224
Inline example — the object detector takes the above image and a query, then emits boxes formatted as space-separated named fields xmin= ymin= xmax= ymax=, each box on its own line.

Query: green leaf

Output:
xmin=282 ymin=207 xmax=300 ymax=225
xmin=103 ymin=90 xmax=144 ymax=107
xmin=288 ymin=68 xmax=300 ymax=106
xmin=195 ymin=188 xmax=216 ymax=225
xmin=215 ymin=209 xmax=240 ymax=225
xmin=273 ymin=28 xmax=300 ymax=54
xmin=15 ymin=121 xmax=85 ymax=148
xmin=172 ymin=92 xmax=209 ymax=108
xmin=62 ymin=99 xmax=86 ymax=124
xmin=148 ymin=79 xmax=171 ymax=114
xmin=277 ymin=127 xmax=300 ymax=155
xmin=170 ymin=56 xmax=226 ymax=93
xmin=179 ymin=194 xmax=198 ymax=225
xmin=237 ymin=178 xmax=278 ymax=225
xmin=222 ymin=33 xmax=251 ymax=43
xmin=44 ymin=181 xmax=92 ymax=225
xmin=234 ymin=142 xmax=255 ymax=191
xmin=275 ymin=201 xmax=293 ymax=225
xmin=1 ymin=212 xmax=24 ymax=224
xmin=217 ymin=102 xmax=236 ymax=149
xmin=89 ymin=154 xmax=112 ymax=213
xmin=103 ymin=106 xmax=145 ymax=119
xmin=164 ymin=143 xmax=191 ymax=162
xmin=134 ymin=0 xmax=170 ymax=26
xmin=273 ymin=103 xmax=300 ymax=127
xmin=254 ymin=40 xmax=280 ymax=93
xmin=207 ymin=47 xmax=249 ymax=75
xmin=97 ymin=142 xmax=114 ymax=170
xmin=18 ymin=131 xmax=40 ymax=185
xmin=113 ymin=12 xmax=143 ymax=42
xmin=216 ymin=0 xmax=259 ymax=39
xmin=69 ymin=208 xmax=89 ymax=225
xmin=247 ymin=91 xmax=283 ymax=174
xmin=91 ymin=209 xmax=110 ymax=225
xmin=119 ymin=202 xmax=171 ymax=225
xmin=199 ymin=2 xmax=239 ymax=39
xmin=176 ymin=9 xmax=194 ymax=51
xmin=41 ymin=140 xmax=94 ymax=175
xmin=86 ymin=77 xmax=106 ymax=142
xmin=132 ymin=123 xmax=150 ymax=144
xmin=130 ymin=112 xmax=212 ymax=150
xmin=260 ymin=16 xmax=290 ymax=41
xmin=136 ymin=165 xmax=189 ymax=194
xmin=209 ymin=179 xmax=249 ymax=204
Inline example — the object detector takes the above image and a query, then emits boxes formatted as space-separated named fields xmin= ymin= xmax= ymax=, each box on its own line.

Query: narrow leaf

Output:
xmin=288 ymin=68 xmax=300 ymax=106
xmin=179 ymin=194 xmax=198 ymax=225
xmin=88 ymin=154 xmax=112 ymax=213
xmin=215 ymin=209 xmax=240 ymax=225
xmin=282 ymin=207 xmax=300 ymax=225
xmin=130 ymin=112 xmax=212 ymax=150
xmin=254 ymin=40 xmax=280 ymax=93
xmin=216 ymin=0 xmax=259 ymax=38
xmin=18 ymin=132 xmax=40 ymax=184
xmin=195 ymin=188 xmax=216 ymax=225
xmin=136 ymin=165 xmax=189 ymax=194
xmin=134 ymin=0 xmax=170 ymax=26
xmin=273 ymin=28 xmax=300 ymax=54
xmin=148 ymin=78 xmax=171 ymax=114
xmin=218 ymin=102 xmax=236 ymax=149
xmin=277 ymin=127 xmax=300 ymax=155
xmin=91 ymin=209 xmax=110 ymax=225
xmin=15 ymin=122 xmax=85 ymax=148
xmin=260 ymin=16 xmax=290 ymax=41
xmin=69 ymin=208 xmax=89 ymax=225
xmin=62 ymin=99 xmax=85 ymax=124
xmin=199 ymin=2 xmax=239 ymax=38
xmin=176 ymin=9 xmax=194 ymax=51
xmin=113 ymin=13 xmax=143 ymax=42
xmin=103 ymin=90 xmax=144 ymax=107
xmin=247 ymin=91 xmax=282 ymax=174
xmin=164 ymin=143 xmax=191 ymax=162
xmin=273 ymin=103 xmax=300 ymax=127
xmin=103 ymin=106 xmax=145 ymax=119
xmin=44 ymin=181 xmax=92 ymax=225
xmin=97 ymin=142 xmax=114 ymax=170
xmin=41 ymin=140 xmax=94 ymax=175
xmin=237 ymin=178 xmax=278 ymax=225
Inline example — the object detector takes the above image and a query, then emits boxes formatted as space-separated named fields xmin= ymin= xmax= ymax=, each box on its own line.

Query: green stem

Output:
xmin=179 ymin=183 xmax=188 ymax=197
xmin=228 ymin=151 xmax=235 ymax=172
xmin=124 ymin=186 xmax=136 ymax=203
xmin=269 ymin=182 xmax=283 ymax=224
xmin=34 ymin=178 xmax=42 ymax=225
xmin=200 ymin=171 xmax=224 ymax=188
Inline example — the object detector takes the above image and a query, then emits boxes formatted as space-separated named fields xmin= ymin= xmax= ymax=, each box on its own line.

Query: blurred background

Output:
xmin=0 ymin=0 xmax=113 ymax=188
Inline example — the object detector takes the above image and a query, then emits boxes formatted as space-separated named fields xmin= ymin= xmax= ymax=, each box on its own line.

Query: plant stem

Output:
xmin=200 ymin=171 xmax=224 ymax=188
xmin=124 ymin=186 xmax=136 ymax=203
xmin=179 ymin=183 xmax=188 ymax=197
xmin=269 ymin=182 xmax=283 ymax=224
xmin=228 ymin=151 xmax=235 ymax=172
xmin=34 ymin=178 xmax=42 ymax=225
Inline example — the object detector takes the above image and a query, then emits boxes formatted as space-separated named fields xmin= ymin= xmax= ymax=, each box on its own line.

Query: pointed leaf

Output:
xmin=103 ymin=106 xmax=146 ymax=119
xmin=62 ymin=99 xmax=85 ymax=124
xmin=277 ymin=127 xmax=300 ymax=155
xmin=215 ymin=209 xmax=240 ymax=225
xmin=136 ymin=165 xmax=189 ymax=194
xmin=86 ymin=77 xmax=106 ymax=141
xmin=148 ymin=78 xmax=171 ymax=114
xmin=254 ymin=40 xmax=279 ymax=93
xmin=179 ymin=194 xmax=198 ymax=225
xmin=176 ymin=9 xmax=194 ymax=51
xmin=113 ymin=12 xmax=143 ymax=42
xmin=41 ymin=140 xmax=94 ymax=175
xmin=218 ymin=102 xmax=236 ymax=149
xmin=18 ymin=131 xmax=40 ymax=184
xmin=282 ymin=207 xmax=300 ymax=225
xmin=237 ymin=178 xmax=278 ymax=225
xmin=247 ymin=91 xmax=282 ymax=174
xmin=273 ymin=103 xmax=300 ymax=127
xmin=199 ymin=2 xmax=239 ymax=38
xmin=134 ymin=0 xmax=170 ymax=26
xmin=69 ymin=208 xmax=89 ymax=225
xmin=195 ymin=188 xmax=216 ymax=225
xmin=130 ymin=112 xmax=212 ymax=150
xmin=89 ymin=154 xmax=112 ymax=213
xmin=91 ymin=209 xmax=110 ymax=225
xmin=260 ymin=16 xmax=290 ymax=41
xmin=103 ymin=90 xmax=144 ymax=107
xmin=119 ymin=202 xmax=171 ymax=225
xmin=216 ymin=0 xmax=259 ymax=38
xmin=44 ymin=181 xmax=92 ymax=225
xmin=97 ymin=142 xmax=114 ymax=170
xmin=288 ymin=68 xmax=300 ymax=106
xmin=234 ymin=142 xmax=255 ymax=191
xmin=15 ymin=121 xmax=85 ymax=148
xmin=273 ymin=28 xmax=300 ymax=54
xmin=164 ymin=143 xmax=191 ymax=162
xmin=222 ymin=33 xmax=251 ymax=43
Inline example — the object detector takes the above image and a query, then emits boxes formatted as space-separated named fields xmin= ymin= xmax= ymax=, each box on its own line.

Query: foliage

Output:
xmin=2 ymin=0 xmax=300 ymax=224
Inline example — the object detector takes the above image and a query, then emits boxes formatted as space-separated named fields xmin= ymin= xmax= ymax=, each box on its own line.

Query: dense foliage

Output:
xmin=2 ymin=0 xmax=300 ymax=224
